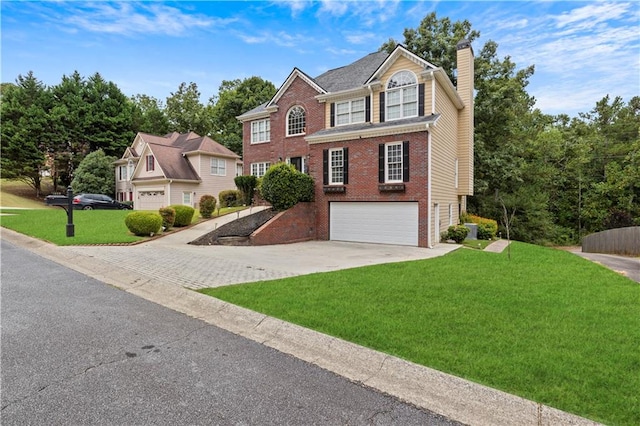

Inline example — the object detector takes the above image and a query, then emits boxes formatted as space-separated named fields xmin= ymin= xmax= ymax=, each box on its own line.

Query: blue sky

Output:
xmin=2 ymin=1 xmax=639 ymax=117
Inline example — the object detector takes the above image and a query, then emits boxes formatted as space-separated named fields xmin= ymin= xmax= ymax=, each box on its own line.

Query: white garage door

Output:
xmin=137 ymin=190 xmax=165 ymax=210
xmin=330 ymin=202 xmax=419 ymax=246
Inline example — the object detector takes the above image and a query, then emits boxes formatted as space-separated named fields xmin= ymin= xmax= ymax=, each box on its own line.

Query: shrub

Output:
xmin=199 ymin=195 xmax=216 ymax=219
xmin=170 ymin=205 xmax=195 ymax=227
xmin=234 ymin=175 xmax=257 ymax=205
xmin=218 ymin=190 xmax=241 ymax=208
xmin=125 ymin=212 xmax=163 ymax=236
xmin=261 ymin=163 xmax=314 ymax=211
xmin=159 ymin=207 xmax=176 ymax=230
xmin=464 ymin=214 xmax=498 ymax=239
xmin=446 ymin=225 xmax=470 ymax=243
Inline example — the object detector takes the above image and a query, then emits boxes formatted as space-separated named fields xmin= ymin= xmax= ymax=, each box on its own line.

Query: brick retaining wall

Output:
xmin=250 ymin=202 xmax=317 ymax=245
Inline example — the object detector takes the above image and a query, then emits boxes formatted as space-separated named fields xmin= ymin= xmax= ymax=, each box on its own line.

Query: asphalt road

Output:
xmin=0 ymin=240 xmax=459 ymax=426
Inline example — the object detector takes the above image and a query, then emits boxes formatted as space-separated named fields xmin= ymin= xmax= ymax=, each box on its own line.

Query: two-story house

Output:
xmin=115 ymin=132 xmax=242 ymax=210
xmin=238 ymin=41 xmax=474 ymax=248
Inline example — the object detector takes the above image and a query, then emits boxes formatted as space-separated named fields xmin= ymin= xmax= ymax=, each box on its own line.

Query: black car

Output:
xmin=72 ymin=194 xmax=132 ymax=210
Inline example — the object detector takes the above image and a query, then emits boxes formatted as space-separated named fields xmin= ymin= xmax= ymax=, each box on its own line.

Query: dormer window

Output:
xmin=146 ymin=155 xmax=154 ymax=171
xmin=386 ymin=71 xmax=418 ymax=121
xmin=287 ymin=106 xmax=306 ymax=136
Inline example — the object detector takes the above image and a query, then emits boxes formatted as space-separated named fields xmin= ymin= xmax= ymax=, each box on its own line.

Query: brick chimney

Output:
xmin=456 ymin=39 xmax=474 ymax=197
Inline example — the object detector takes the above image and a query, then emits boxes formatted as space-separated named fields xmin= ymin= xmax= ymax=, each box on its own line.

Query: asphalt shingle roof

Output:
xmin=314 ymin=50 xmax=389 ymax=92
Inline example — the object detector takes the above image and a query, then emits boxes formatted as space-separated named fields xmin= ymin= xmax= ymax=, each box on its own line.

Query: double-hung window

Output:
xmin=336 ymin=98 xmax=365 ymax=126
xmin=251 ymin=119 xmax=270 ymax=143
xmin=385 ymin=142 xmax=403 ymax=182
xmin=323 ymin=148 xmax=348 ymax=186
xmin=250 ymin=162 xmax=270 ymax=178
xmin=146 ymin=155 xmax=154 ymax=171
xmin=287 ymin=106 xmax=306 ymax=136
xmin=330 ymin=149 xmax=344 ymax=184
xmin=386 ymin=71 xmax=418 ymax=121
xmin=379 ymin=141 xmax=409 ymax=184
xmin=210 ymin=158 xmax=226 ymax=176
xmin=118 ymin=165 xmax=127 ymax=181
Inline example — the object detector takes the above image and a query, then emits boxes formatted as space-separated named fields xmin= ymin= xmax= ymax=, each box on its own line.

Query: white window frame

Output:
xmin=118 ymin=165 xmax=127 ymax=181
xmin=250 ymin=162 xmax=270 ymax=178
xmin=251 ymin=119 xmax=270 ymax=144
xmin=329 ymin=148 xmax=344 ymax=185
xmin=146 ymin=155 xmax=154 ymax=171
xmin=182 ymin=191 xmax=192 ymax=206
xmin=386 ymin=70 xmax=418 ymax=121
xmin=336 ymin=98 xmax=365 ymax=126
xmin=287 ymin=106 xmax=306 ymax=136
xmin=385 ymin=142 xmax=403 ymax=183
xmin=210 ymin=158 xmax=226 ymax=176
xmin=127 ymin=160 xmax=134 ymax=180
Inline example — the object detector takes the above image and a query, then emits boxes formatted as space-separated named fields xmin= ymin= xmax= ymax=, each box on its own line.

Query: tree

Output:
xmin=0 ymin=72 xmax=51 ymax=196
xmin=165 ymin=82 xmax=211 ymax=135
xmin=381 ymin=12 xmax=480 ymax=84
xmin=70 ymin=149 xmax=117 ymax=196
xmin=130 ymin=94 xmax=170 ymax=135
xmin=210 ymin=77 xmax=277 ymax=155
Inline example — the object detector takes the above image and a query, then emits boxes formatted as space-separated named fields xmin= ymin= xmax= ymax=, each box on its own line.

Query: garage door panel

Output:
xmin=330 ymin=202 xmax=418 ymax=246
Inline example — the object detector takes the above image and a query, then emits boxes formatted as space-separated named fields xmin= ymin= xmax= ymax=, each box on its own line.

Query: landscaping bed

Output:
xmin=189 ymin=208 xmax=277 ymax=245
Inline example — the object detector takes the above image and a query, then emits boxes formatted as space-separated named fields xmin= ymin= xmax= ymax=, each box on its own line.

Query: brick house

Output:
xmin=115 ymin=132 xmax=242 ymax=210
xmin=237 ymin=41 xmax=474 ymax=248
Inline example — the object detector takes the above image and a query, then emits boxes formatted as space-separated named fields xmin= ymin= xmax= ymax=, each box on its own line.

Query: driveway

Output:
xmin=572 ymin=250 xmax=640 ymax=283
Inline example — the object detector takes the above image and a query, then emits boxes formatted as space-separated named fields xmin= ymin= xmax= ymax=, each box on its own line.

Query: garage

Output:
xmin=329 ymin=202 xmax=419 ymax=246
xmin=137 ymin=190 xmax=166 ymax=210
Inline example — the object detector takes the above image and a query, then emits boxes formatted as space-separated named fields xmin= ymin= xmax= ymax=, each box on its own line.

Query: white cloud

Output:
xmin=61 ymin=3 xmax=234 ymax=36
xmin=343 ymin=31 xmax=376 ymax=45
xmin=554 ymin=2 xmax=633 ymax=30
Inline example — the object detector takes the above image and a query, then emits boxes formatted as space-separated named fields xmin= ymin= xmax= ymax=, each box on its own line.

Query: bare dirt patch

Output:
xmin=189 ymin=208 xmax=277 ymax=245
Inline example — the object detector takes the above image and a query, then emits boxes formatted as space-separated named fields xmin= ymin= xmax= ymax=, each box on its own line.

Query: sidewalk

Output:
xmin=484 ymin=239 xmax=511 ymax=253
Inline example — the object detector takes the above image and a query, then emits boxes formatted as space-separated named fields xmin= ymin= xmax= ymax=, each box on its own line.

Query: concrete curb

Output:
xmin=1 ymin=228 xmax=602 ymax=426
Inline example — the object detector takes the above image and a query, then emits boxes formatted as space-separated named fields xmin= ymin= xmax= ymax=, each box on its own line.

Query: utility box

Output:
xmin=464 ymin=223 xmax=478 ymax=240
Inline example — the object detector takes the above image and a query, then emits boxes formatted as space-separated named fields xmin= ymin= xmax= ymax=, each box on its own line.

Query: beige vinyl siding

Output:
xmin=373 ymin=57 xmax=425 ymax=125
xmin=168 ymin=182 xmax=199 ymax=207
xmin=431 ymin=82 xmax=461 ymax=235
xmin=186 ymin=154 xmax=239 ymax=206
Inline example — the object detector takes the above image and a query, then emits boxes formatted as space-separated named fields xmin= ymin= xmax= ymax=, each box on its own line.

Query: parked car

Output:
xmin=72 ymin=194 xmax=132 ymax=210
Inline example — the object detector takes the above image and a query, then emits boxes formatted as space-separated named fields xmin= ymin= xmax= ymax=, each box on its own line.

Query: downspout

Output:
xmin=168 ymin=180 xmax=172 ymax=206
xmin=426 ymin=123 xmax=433 ymax=248
xmin=430 ymin=71 xmax=436 ymax=114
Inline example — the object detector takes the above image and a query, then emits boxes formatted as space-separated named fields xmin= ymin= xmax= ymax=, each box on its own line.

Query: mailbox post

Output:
xmin=66 ymin=186 xmax=74 ymax=237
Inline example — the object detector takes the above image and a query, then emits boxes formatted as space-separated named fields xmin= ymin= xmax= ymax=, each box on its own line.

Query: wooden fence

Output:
xmin=582 ymin=226 xmax=640 ymax=256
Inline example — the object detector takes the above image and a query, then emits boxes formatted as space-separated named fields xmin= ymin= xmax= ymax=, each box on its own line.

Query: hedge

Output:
xmin=125 ymin=212 xmax=163 ymax=236
xmin=169 ymin=205 xmax=195 ymax=227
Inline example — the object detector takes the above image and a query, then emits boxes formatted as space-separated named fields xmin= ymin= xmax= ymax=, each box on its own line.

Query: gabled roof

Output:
xmin=315 ymin=50 xmax=389 ymax=92
xmin=266 ymin=67 xmax=326 ymax=108
xmin=365 ymin=45 xmax=438 ymax=85
xmin=146 ymin=143 xmax=200 ymax=181
xmin=127 ymin=131 xmax=239 ymax=182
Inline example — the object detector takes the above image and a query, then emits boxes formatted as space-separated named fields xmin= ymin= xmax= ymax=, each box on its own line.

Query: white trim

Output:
xmin=306 ymin=116 xmax=440 ymax=144
xmin=335 ymin=97 xmax=366 ymax=126
xmin=286 ymin=105 xmax=306 ymax=136
xmin=328 ymin=148 xmax=344 ymax=185
xmin=385 ymin=70 xmax=419 ymax=121
xmin=384 ymin=142 xmax=403 ymax=183
xmin=250 ymin=119 xmax=270 ymax=144
xmin=267 ymin=68 xmax=326 ymax=108
xmin=365 ymin=45 xmax=438 ymax=86
xmin=427 ymin=128 xmax=433 ymax=248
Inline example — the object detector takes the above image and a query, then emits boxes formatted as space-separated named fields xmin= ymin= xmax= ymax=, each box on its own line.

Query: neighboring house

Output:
xmin=115 ymin=132 xmax=242 ymax=211
xmin=237 ymin=41 xmax=474 ymax=248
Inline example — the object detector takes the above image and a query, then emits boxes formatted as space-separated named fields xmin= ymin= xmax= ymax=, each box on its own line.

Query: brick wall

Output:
xmin=309 ymin=131 xmax=430 ymax=247
xmin=243 ymin=76 xmax=324 ymax=175
xmin=250 ymin=202 xmax=317 ymax=245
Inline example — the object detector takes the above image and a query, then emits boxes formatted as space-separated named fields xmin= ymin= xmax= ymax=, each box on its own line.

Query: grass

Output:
xmin=0 ymin=179 xmax=54 ymax=209
xmin=461 ymin=238 xmax=493 ymax=250
xmin=200 ymin=242 xmax=640 ymax=426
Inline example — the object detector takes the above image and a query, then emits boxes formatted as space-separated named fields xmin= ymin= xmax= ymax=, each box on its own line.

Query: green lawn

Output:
xmin=0 ymin=206 xmax=246 ymax=245
xmin=201 ymin=242 xmax=640 ymax=426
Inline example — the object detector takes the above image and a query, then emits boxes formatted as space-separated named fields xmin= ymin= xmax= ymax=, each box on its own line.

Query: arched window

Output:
xmin=287 ymin=106 xmax=306 ymax=136
xmin=386 ymin=71 xmax=418 ymax=120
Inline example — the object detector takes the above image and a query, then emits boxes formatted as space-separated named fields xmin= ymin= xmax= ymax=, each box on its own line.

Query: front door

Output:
xmin=289 ymin=156 xmax=303 ymax=172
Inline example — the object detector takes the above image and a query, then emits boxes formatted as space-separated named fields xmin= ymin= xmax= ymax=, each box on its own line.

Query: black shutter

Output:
xmin=365 ymin=96 xmax=371 ymax=122
xmin=330 ymin=103 xmax=335 ymax=127
xmin=343 ymin=147 xmax=349 ymax=184
xmin=323 ymin=149 xmax=329 ymax=185
xmin=379 ymin=92 xmax=385 ymax=123
xmin=402 ymin=141 xmax=410 ymax=182
xmin=418 ymin=83 xmax=425 ymax=116
xmin=378 ymin=144 xmax=385 ymax=183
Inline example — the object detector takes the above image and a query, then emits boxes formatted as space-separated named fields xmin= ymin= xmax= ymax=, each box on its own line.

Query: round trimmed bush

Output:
xmin=261 ymin=163 xmax=314 ymax=211
xmin=125 ymin=212 xmax=163 ymax=236
xmin=159 ymin=207 xmax=176 ymax=230
xmin=170 ymin=205 xmax=195 ymax=227
xmin=218 ymin=190 xmax=241 ymax=208
xmin=199 ymin=195 xmax=216 ymax=218
xmin=446 ymin=225 xmax=470 ymax=243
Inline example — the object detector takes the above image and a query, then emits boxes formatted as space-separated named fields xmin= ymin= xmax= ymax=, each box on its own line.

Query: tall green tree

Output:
xmin=381 ymin=12 xmax=480 ymax=84
xmin=209 ymin=77 xmax=276 ymax=155
xmin=131 ymin=94 xmax=170 ymax=135
xmin=70 ymin=149 xmax=117 ymax=196
xmin=0 ymin=72 xmax=51 ymax=196
xmin=165 ymin=82 xmax=212 ymax=135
